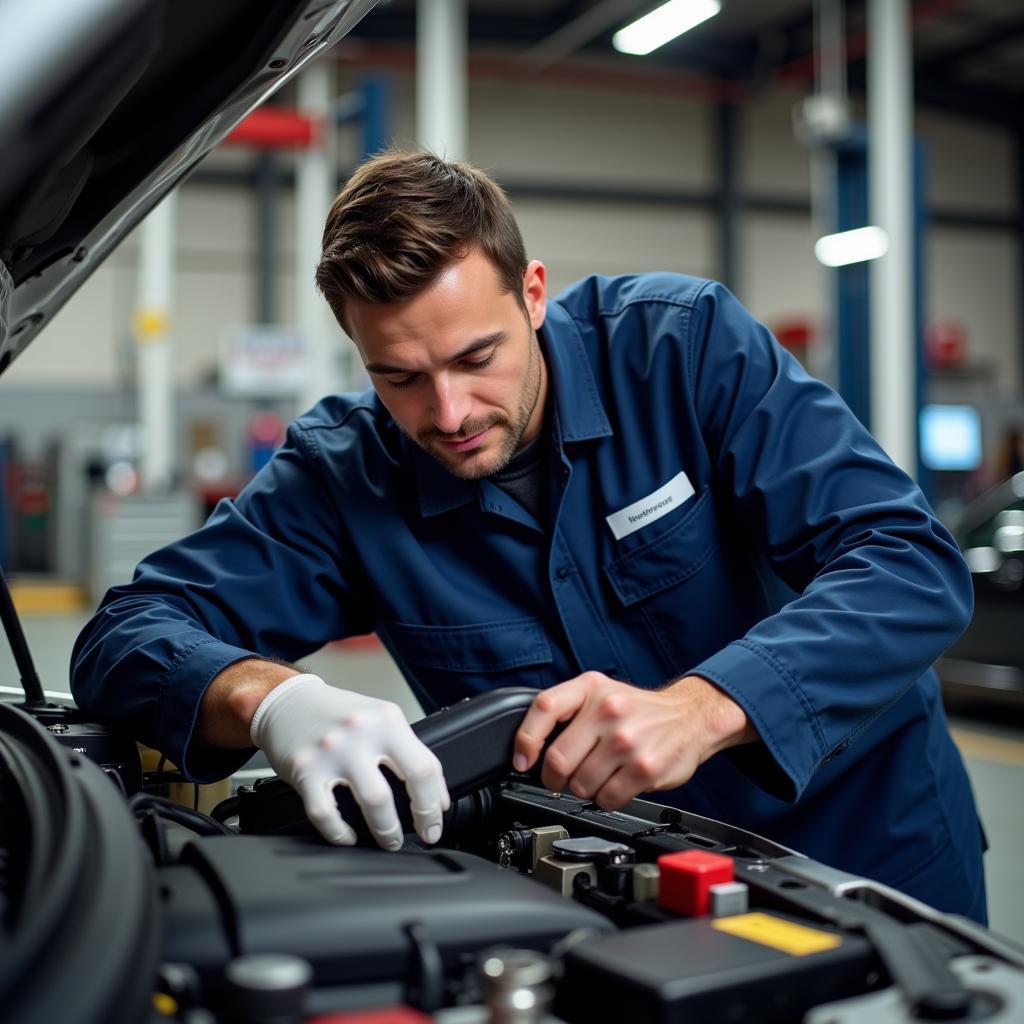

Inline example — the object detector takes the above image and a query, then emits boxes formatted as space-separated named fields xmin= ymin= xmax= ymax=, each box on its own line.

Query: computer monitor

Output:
xmin=919 ymin=404 xmax=983 ymax=471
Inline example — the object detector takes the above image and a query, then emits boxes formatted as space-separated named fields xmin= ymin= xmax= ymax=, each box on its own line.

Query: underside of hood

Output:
xmin=0 ymin=0 xmax=376 ymax=375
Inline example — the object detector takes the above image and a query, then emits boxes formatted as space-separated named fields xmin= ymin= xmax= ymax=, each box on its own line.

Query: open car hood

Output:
xmin=0 ymin=0 xmax=377 ymax=377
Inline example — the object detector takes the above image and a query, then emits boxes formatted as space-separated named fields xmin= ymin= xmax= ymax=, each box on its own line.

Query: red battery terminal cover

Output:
xmin=657 ymin=849 xmax=735 ymax=916
xmin=307 ymin=1009 xmax=432 ymax=1023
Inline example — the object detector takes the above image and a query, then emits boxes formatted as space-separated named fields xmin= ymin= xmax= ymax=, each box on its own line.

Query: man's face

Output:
xmin=346 ymin=249 xmax=549 ymax=480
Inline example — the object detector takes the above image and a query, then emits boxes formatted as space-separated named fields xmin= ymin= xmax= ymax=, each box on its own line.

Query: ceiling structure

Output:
xmin=343 ymin=0 xmax=1024 ymax=131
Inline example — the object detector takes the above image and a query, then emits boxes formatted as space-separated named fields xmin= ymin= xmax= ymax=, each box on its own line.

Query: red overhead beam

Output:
xmin=226 ymin=107 xmax=321 ymax=149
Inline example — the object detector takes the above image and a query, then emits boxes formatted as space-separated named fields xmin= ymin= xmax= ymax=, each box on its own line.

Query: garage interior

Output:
xmin=1 ymin=0 xmax=1023 ymax=1007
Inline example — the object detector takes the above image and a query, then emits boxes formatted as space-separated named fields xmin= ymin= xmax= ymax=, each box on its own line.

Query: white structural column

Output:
xmin=136 ymin=191 xmax=177 ymax=493
xmin=417 ymin=0 xmax=467 ymax=158
xmin=296 ymin=60 xmax=342 ymax=411
xmin=868 ymin=0 xmax=916 ymax=475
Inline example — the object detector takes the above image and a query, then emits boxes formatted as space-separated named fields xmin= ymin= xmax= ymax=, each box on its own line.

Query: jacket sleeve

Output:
xmin=683 ymin=281 xmax=973 ymax=802
xmin=70 ymin=421 xmax=374 ymax=782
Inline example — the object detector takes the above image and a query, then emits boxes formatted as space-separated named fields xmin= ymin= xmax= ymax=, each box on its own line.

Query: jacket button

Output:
xmin=823 ymin=739 xmax=849 ymax=766
xmin=555 ymin=566 xmax=572 ymax=581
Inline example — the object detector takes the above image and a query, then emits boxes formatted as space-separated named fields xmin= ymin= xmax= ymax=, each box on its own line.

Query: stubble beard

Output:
xmin=418 ymin=331 xmax=544 ymax=481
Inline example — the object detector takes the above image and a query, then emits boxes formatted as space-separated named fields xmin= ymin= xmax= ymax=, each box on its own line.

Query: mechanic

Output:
xmin=71 ymin=150 xmax=987 ymax=923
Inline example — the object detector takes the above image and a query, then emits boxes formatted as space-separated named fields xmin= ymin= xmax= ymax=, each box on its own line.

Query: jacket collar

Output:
xmin=541 ymin=299 xmax=612 ymax=444
xmin=413 ymin=298 xmax=612 ymax=518
xmin=413 ymin=443 xmax=477 ymax=517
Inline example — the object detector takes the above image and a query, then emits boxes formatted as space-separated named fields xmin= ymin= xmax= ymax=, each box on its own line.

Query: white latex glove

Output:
xmin=249 ymin=673 xmax=450 ymax=850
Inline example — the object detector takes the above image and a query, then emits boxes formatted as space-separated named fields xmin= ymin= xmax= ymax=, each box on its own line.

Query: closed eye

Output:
xmin=383 ymin=349 xmax=497 ymax=389
xmin=462 ymin=351 xmax=497 ymax=370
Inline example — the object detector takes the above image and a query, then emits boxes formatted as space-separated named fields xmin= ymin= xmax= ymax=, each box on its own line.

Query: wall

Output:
xmin=2 ymin=61 xmax=1018 ymax=404
xmin=918 ymin=110 xmax=1020 ymax=399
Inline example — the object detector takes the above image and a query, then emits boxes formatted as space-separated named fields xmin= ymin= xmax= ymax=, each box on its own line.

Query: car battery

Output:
xmin=557 ymin=911 xmax=881 ymax=1024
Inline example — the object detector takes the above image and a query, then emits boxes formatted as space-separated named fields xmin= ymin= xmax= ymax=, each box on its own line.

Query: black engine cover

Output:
xmin=159 ymin=835 xmax=612 ymax=992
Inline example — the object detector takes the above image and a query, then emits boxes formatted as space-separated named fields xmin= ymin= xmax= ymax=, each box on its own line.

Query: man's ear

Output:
xmin=523 ymin=260 xmax=547 ymax=331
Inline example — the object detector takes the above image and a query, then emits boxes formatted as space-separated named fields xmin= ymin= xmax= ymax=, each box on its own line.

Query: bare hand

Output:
xmin=512 ymin=672 xmax=756 ymax=811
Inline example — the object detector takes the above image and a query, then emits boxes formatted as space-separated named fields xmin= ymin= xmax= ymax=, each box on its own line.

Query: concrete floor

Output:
xmin=4 ymin=611 xmax=1023 ymax=944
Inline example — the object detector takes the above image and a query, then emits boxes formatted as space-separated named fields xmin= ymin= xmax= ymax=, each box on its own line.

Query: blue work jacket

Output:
xmin=72 ymin=274 xmax=985 ymax=921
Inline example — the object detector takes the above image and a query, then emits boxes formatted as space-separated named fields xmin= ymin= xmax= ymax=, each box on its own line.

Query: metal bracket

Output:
xmin=805 ymin=956 xmax=1024 ymax=1023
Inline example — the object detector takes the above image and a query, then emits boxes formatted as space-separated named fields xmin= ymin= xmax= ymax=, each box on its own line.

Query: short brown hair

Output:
xmin=315 ymin=149 xmax=528 ymax=332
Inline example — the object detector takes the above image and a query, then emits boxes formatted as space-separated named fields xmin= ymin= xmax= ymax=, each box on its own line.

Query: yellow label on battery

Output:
xmin=711 ymin=913 xmax=842 ymax=956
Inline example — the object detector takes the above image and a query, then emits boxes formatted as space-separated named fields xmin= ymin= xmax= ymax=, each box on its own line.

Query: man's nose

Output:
xmin=431 ymin=376 xmax=470 ymax=435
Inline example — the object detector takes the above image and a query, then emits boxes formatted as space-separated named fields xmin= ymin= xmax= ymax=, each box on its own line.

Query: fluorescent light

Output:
xmin=613 ymin=0 xmax=721 ymax=56
xmin=814 ymin=226 xmax=890 ymax=267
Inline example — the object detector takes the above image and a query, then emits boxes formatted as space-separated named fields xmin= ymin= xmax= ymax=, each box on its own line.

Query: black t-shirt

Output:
xmin=491 ymin=431 xmax=548 ymax=526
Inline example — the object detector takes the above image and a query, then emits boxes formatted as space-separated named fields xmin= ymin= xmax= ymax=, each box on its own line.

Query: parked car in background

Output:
xmin=939 ymin=472 xmax=1024 ymax=711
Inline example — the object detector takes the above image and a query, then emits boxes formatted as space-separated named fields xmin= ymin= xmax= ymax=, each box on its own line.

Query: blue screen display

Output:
xmin=919 ymin=405 xmax=982 ymax=471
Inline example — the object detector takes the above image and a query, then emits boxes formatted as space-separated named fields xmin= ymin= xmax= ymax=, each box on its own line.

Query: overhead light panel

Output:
xmin=613 ymin=0 xmax=721 ymax=56
xmin=814 ymin=226 xmax=890 ymax=267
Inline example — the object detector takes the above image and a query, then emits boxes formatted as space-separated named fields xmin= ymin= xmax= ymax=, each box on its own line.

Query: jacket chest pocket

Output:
xmin=382 ymin=616 xmax=554 ymax=711
xmin=602 ymin=489 xmax=751 ymax=675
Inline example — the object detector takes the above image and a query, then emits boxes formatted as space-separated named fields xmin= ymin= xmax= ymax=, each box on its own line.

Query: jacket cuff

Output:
xmin=690 ymin=638 xmax=828 ymax=803
xmin=160 ymin=636 xmax=262 ymax=783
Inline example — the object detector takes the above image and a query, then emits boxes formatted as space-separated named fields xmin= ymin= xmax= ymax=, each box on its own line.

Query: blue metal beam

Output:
xmin=359 ymin=74 xmax=393 ymax=160
xmin=834 ymin=133 xmax=871 ymax=430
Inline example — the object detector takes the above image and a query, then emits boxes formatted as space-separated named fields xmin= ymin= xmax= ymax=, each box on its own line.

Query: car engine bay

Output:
xmin=4 ymin=687 xmax=1024 ymax=1024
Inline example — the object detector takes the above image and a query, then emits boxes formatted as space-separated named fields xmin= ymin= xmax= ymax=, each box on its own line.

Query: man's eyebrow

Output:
xmin=364 ymin=331 xmax=505 ymax=375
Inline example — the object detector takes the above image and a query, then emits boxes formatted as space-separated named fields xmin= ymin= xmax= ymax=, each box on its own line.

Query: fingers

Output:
xmin=545 ymin=720 xmax=647 ymax=802
xmin=530 ymin=680 xmax=687 ymax=808
xmin=514 ymin=678 xmax=590 ymax=773
xmin=586 ymin=737 xmax=666 ymax=809
xmin=541 ymin=724 xmax=600 ymax=794
xmin=343 ymin=760 xmax=405 ymax=851
xmin=592 ymin=766 xmax=641 ymax=812
xmin=295 ymin=775 xmax=357 ymax=846
xmin=540 ymin=684 xmax=633 ymax=794
xmin=381 ymin=733 xmax=450 ymax=846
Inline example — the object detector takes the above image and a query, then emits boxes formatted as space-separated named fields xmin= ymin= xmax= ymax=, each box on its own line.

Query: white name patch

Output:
xmin=605 ymin=471 xmax=695 ymax=541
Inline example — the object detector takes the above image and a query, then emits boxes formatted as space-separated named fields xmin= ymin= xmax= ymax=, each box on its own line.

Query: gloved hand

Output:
xmin=249 ymin=673 xmax=450 ymax=850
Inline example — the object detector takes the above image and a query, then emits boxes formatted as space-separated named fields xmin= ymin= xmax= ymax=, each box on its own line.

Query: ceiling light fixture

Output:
xmin=612 ymin=0 xmax=721 ymax=56
xmin=814 ymin=226 xmax=890 ymax=267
